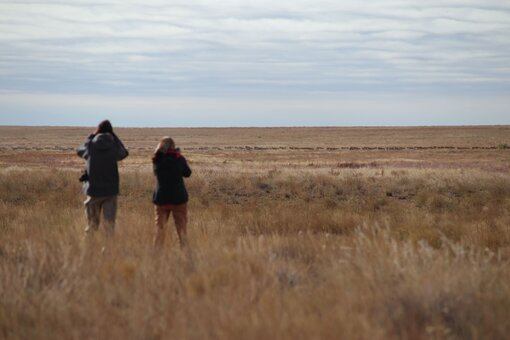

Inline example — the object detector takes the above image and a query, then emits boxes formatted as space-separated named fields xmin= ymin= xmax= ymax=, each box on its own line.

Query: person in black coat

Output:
xmin=77 ymin=120 xmax=129 ymax=237
xmin=152 ymin=137 xmax=192 ymax=247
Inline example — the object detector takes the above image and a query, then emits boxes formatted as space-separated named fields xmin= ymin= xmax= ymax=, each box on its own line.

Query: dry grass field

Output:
xmin=1 ymin=125 xmax=509 ymax=339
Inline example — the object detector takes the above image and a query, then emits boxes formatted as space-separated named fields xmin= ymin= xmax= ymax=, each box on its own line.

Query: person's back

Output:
xmin=153 ymin=150 xmax=191 ymax=205
xmin=82 ymin=133 xmax=127 ymax=197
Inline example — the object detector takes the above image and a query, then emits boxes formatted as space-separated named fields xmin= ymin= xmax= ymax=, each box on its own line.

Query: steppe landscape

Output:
xmin=1 ymin=125 xmax=509 ymax=339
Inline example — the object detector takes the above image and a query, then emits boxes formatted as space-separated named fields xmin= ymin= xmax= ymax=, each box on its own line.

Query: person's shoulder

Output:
xmin=177 ymin=155 xmax=189 ymax=163
xmin=155 ymin=151 xmax=172 ymax=163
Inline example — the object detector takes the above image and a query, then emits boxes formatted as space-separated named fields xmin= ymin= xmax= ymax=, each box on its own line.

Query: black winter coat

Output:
xmin=77 ymin=133 xmax=129 ymax=197
xmin=152 ymin=152 xmax=192 ymax=205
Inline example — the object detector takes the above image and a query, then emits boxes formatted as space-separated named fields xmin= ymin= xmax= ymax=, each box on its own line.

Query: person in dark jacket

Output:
xmin=77 ymin=120 xmax=129 ymax=236
xmin=152 ymin=137 xmax=192 ymax=247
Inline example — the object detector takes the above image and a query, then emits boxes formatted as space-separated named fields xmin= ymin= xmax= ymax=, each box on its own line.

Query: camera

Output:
xmin=79 ymin=169 xmax=89 ymax=182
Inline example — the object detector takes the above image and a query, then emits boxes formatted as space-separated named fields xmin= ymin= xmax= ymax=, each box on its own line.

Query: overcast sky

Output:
xmin=0 ymin=0 xmax=509 ymax=127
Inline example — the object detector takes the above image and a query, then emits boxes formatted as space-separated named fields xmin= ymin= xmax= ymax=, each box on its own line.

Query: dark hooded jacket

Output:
xmin=152 ymin=151 xmax=192 ymax=205
xmin=77 ymin=133 xmax=129 ymax=197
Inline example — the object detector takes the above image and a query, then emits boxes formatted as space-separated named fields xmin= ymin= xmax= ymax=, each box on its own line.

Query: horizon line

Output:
xmin=1 ymin=123 xmax=509 ymax=129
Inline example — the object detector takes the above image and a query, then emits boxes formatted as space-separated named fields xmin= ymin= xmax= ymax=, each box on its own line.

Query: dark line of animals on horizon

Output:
xmin=0 ymin=145 xmax=504 ymax=152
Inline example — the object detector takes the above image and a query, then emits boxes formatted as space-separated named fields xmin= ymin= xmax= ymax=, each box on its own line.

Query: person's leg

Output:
xmin=154 ymin=205 xmax=171 ymax=247
xmin=172 ymin=203 xmax=188 ymax=247
xmin=84 ymin=196 xmax=101 ymax=233
xmin=102 ymin=195 xmax=118 ymax=237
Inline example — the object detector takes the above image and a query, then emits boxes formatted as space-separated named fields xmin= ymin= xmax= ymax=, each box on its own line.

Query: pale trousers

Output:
xmin=84 ymin=195 xmax=117 ymax=235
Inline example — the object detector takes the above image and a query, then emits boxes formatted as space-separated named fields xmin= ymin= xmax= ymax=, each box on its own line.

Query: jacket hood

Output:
xmin=92 ymin=133 xmax=114 ymax=150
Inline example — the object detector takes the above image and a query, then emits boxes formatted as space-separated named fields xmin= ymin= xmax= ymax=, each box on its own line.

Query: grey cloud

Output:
xmin=0 ymin=0 xmax=509 ymax=98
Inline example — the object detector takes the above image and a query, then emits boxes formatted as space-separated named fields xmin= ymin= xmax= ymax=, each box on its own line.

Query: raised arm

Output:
xmin=76 ymin=134 xmax=94 ymax=159
xmin=113 ymin=133 xmax=129 ymax=161
xmin=181 ymin=157 xmax=192 ymax=178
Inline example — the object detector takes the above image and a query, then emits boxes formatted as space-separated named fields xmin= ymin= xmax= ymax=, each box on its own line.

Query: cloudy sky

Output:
xmin=0 ymin=0 xmax=509 ymax=127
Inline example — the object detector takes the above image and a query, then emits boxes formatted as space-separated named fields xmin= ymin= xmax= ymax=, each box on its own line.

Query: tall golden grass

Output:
xmin=1 ymin=163 xmax=510 ymax=339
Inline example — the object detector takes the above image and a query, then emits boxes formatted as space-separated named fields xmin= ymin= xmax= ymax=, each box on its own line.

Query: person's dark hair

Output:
xmin=95 ymin=120 xmax=114 ymax=135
